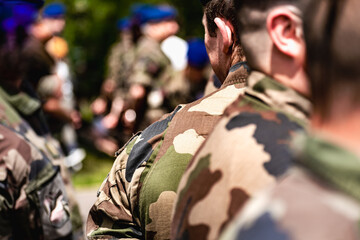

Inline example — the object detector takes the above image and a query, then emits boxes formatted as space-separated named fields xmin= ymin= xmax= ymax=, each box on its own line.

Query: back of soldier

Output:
xmin=0 ymin=123 xmax=73 ymax=239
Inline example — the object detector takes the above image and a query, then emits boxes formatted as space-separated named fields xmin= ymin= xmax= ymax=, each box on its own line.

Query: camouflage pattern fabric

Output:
xmin=0 ymin=124 xmax=72 ymax=240
xmin=86 ymin=62 xmax=249 ymax=240
xmin=220 ymin=133 xmax=360 ymax=240
xmin=120 ymin=36 xmax=177 ymax=130
xmin=129 ymin=36 xmax=174 ymax=89
xmin=0 ymin=88 xmax=84 ymax=237
xmin=107 ymin=37 xmax=136 ymax=98
xmin=171 ymin=71 xmax=311 ymax=240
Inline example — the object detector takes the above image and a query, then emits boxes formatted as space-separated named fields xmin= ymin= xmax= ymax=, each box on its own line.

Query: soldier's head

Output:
xmin=304 ymin=0 xmax=360 ymax=125
xmin=201 ymin=0 xmax=246 ymax=82
xmin=138 ymin=5 xmax=179 ymax=42
xmin=233 ymin=0 xmax=310 ymax=95
xmin=41 ymin=2 xmax=66 ymax=35
xmin=0 ymin=1 xmax=39 ymax=88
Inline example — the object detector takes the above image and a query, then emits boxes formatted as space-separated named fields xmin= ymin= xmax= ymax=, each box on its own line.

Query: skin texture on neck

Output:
xmin=203 ymin=15 xmax=243 ymax=83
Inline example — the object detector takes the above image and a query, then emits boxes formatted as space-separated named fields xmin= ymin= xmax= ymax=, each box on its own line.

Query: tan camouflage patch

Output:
xmin=188 ymin=121 xmax=276 ymax=239
xmin=173 ymin=129 xmax=206 ymax=155
xmin=0 ymin=163 xmax=6 ymax=181
xmin=0 ymin=134 xmax=4 ymax=140
xmin=146 ymin=191 xmax=177 ymax=240
xmin=3 ymin=149 xmax=29 ymax=184
xmin=188 ymin=85 xmax=245 ymax=115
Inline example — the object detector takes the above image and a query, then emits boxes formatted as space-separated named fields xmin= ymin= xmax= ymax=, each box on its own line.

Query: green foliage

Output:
xmin=71 ymin=144 xmax=114 ymax=188
xmin=45 ymin=0 xmax=204 ymax=98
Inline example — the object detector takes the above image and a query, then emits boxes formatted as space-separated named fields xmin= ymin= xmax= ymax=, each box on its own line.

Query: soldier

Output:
xmin=124 ymin=5 xmax=179 ymax=131
xmin=0 ymin=123 xmax=73 ymax=240
xmin=91 ymin=17 xmax=136 ymax=154
xmin=220 ymin=0 xmax=360 ymax=239
xmin=0 ymin=1 xmax=83 ymax=237
xmin=0 ymin=2 xmax=73 ymax=239
xmin=171 ymin=0 xmax=312 ymax=239
xmin=86 ymin=0 xmax=248 ymax=239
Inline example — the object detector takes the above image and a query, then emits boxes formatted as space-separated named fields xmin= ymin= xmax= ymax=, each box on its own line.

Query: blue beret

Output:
xmin=1 ymin=2 xmax=37 ymax=33
xmin=42 ymin=2 xmax=66 ymax=18
xmin=187 ymin=38 xmax=209 ymax=69
xmin=2 ymin=0 xmax=44 ymax=9
xmin=117 ymin=17 xmax=130 ymax=31
xmin=136 ymin=5 xmax=177 ymax=25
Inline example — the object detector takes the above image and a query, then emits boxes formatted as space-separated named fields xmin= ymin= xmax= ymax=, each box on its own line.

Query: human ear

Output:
xmin=267 ymin=9 xmax=305 ymax=58
xmin=214 ymin=17 xmax=234 ymax=54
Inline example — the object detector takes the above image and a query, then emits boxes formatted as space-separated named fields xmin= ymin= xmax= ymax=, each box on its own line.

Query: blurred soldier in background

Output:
xmin=0 ymin=1 xmax=84 ymax=237
xmin=0 ymin=1 xmax=73 ymax=239
xmin=39 ymin=2 xmax=85 ymax=170
xmin=125 ymin=4 xmax=179 ymax=131
xmin=91 ymin=17 xmax=136 ymax=155
xmin=86 ymin=0 xmax=248 ymax=238
xmin=171 ymin=0 xmax=311 ymax=238
xmin=220 ymin=0 xmax=360 ymax=239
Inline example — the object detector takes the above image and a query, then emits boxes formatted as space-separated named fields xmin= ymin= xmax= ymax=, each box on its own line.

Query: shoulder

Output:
xmin=222 ymin=167 xmax=360 ymax=240
xmin=122 ymin=106 xmax=183 ymax=182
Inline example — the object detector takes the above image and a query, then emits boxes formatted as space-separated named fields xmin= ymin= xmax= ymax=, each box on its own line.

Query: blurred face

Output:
xmin=42 ymin=18 xmax=66 ymax=35
xmin=147 ymin=19 xmax=179 ymax=42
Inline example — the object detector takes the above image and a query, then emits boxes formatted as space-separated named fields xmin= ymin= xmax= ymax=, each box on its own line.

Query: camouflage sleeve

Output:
xmin=219 ymin=167 xmax=360 ymax=240
xmin=86 ymin=134 xmax=144 ymax=239
xmin=87 ymin=106 xmax=183 ymax=239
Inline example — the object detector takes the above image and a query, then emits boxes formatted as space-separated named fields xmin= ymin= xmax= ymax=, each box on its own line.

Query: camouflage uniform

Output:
xmin=129 ymin=36 xmax=176 ymax=128
xmin=86 ymin=62 xmax=249 ymax=239
xmin=171 ymin=71 xmax=311 ymax=240
xmin=0 ymin=86 xmax=83 ymax=236
xmin=107 ymin=36 xmax=136 ymax=97
xmin=220 ymin=132 xmax=360 ymax=240
xmin=0 ymin=123 xmax=72 ymax=239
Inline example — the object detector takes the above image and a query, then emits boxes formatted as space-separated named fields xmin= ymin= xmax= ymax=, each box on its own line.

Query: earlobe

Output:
xmin=267 ymin=9 xmax=303 ymax=58
xmin=214 ymin=17 xmax=234 ymax=54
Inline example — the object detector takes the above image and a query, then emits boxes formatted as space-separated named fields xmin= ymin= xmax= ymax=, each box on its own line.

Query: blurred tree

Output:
xmin=45 ymin=0 xmax=204 ymax=99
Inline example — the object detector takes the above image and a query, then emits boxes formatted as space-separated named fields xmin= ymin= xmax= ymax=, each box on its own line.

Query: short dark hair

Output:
xmin=304 ymin=0 xmax=360 ymax=120
xmin=202 ymin=0 xmax=239 ymax=42
xmin=233 ymin=0 xmax=309 ymax=35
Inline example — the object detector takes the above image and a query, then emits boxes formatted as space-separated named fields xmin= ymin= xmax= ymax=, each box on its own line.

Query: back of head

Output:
xmin=304 ymin=0 xmax=360 ymax=120
xmin=201 ymin=0 xmax=239 ymax=43
xmin=232 ymin=0 xmax=310 ymax=69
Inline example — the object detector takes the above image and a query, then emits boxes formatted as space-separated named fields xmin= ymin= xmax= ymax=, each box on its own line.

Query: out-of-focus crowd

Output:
xmin=89 ymin=3 xmax=214 ymax=156
xmin=2 ymin=0 xmax=360 ymax=240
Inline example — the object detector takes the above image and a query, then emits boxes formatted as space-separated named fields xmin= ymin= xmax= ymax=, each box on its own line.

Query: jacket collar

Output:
xmin=292 ymin=132 xmax=360 ymax=202
xmin=245 ymin=71 xmax=311 ymax=122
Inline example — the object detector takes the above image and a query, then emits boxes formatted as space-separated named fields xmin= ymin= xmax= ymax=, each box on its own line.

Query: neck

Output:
xmin=267 ymin=47 xmax=309 ymax=97
xmin=311 ymin=109 xmax=360 ymax=158
xmin=219 ymin=46 xmax=245 ymax=83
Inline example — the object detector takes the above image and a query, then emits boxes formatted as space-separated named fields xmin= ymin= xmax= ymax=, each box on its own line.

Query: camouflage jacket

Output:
xmin=0 ymin=124 xmax=72 ymax=239
xmin=220 ymin=133 xmax=360 ymax=240
xmin=171 ymin=71 xmax=311 ymax=240
xmin=86 ymin=62 xmax=249 ymax=239
xmin=107 ymin=38 xmax=136 ymax=97
xmin=129 ymin=36 xmax=174 ymax=89
xmin=0 ymin=87 xmax=84 ymax=234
